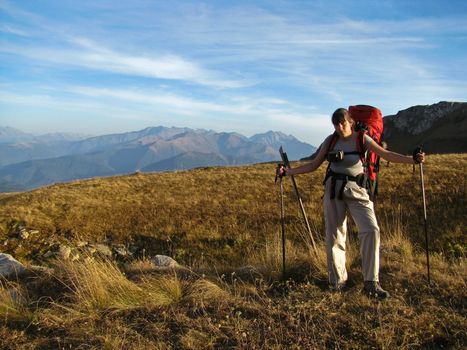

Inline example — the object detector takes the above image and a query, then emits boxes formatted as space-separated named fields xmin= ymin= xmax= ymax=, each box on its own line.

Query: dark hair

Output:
xmin=331 ymin=108 xmax=353 ymax=125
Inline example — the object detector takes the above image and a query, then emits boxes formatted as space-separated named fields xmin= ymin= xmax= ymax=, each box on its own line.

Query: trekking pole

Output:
xmin=279 ymin=176 xmax=286 ymax=279
xmin=414 ymin=146 xmax=430 ymax=285
xmin=275 ymin=167 xmax=287 ymax=279
xmin=279 ymin=147 xmax=317 ymax=250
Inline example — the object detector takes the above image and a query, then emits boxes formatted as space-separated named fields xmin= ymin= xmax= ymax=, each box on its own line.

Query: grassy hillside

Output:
xmin=0 ymin=154 xmax=465 ymax=349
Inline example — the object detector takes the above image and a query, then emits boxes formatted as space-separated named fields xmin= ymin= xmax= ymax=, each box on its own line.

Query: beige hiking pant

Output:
xmin=323 ymin=177 xmax=380 ymax=286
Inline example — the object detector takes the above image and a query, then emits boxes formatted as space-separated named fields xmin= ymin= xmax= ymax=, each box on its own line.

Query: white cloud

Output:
xmin=70 ymin=37 xmax=228 ymax=84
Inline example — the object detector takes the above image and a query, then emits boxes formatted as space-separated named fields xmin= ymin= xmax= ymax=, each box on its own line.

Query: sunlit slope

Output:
xmin=0 ymin=154 xmax=465 ymax=264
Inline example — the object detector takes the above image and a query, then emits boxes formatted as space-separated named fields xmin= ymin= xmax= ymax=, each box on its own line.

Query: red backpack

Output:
xmin=350 ymin=105 xmax=383 ymax=200
xmin=326 ymin=105 xmax=383 ymax=201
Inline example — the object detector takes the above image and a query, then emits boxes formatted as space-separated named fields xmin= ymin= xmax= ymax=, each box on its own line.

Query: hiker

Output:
xmin=277 ymin=107 xmax=425 ymax=299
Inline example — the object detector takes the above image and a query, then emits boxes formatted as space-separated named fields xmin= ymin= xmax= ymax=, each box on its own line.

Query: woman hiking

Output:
xmin=277 ymin=107 xmax=425 ymax=299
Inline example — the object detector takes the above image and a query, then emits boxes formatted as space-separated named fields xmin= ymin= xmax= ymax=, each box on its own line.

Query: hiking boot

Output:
xmin=363 ymin=281 xmax=390 ymax=299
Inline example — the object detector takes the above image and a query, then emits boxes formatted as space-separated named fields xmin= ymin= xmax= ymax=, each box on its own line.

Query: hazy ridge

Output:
xmin=0 ymin=127 xmax=315 ymax=191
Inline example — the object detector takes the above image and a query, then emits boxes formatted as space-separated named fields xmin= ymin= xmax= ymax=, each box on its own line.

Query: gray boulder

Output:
xmin=0 ymin=253 xmax=27 ymax=278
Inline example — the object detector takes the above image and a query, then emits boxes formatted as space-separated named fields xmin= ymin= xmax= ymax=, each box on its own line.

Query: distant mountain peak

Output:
xmin=0 ymin=126 xmax=36 ymax=144
xmin=249 ymin=131 xmax=315 ymax=160
xmin=250 ymin=131 xmax=296 ymax=144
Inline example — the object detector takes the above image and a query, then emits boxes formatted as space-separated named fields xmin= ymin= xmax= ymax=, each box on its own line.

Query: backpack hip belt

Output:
xmin=323 ymin=170 xmax=365 ymax=200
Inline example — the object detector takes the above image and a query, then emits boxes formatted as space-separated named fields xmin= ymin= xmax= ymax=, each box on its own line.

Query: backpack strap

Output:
xmin=328 ymin=131 xmax=339 ymax=151
xmin=356 ymin=130 xmax=366 ymax=162
xmin=326 ymin=131 xmax=364 ymax=155
xmin=323 ymin=132 xmax=339 ymax=185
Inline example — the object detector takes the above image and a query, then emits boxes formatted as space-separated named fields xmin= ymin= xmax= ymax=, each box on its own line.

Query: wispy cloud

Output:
xmin=0 ymin=39 xmax=248 ymax=88
xmin=70 ymin=37 xmax=249 ymax=88
xmin=0 ymin=24 xmax=30 ymax=36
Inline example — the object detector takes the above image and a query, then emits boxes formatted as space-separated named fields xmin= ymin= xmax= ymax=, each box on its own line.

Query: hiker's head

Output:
xmin=332 ymin=108 xmax=354 ymax=137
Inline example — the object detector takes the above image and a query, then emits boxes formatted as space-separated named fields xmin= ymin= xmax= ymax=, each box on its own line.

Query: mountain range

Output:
xmin=1 ymin=101 xmax=465 ymax=192
xmin=0 ymin=127 xmax=315 ymax=192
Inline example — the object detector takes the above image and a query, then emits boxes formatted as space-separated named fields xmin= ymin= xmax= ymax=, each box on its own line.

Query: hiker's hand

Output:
xmin=275 ymin=164 xmax=287 ymax=181
xmin=412 ymin=149 xmax=425 ymax=164
xmin=416 ymin=152 xmax=425 ymax=163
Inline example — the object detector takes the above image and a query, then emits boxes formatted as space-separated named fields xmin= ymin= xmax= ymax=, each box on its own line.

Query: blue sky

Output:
xmin=1 ymin=0 xmax=466 ymax=145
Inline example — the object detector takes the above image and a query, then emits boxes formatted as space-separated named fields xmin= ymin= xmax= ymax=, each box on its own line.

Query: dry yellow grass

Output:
xmin=0 ymin=154 xmax=465 ymax=348
xmin=0 ymin=280 xmax=34 ymax=325
xmin=54 ymin=256 xmax=182 ymax=314
xmin=1 ymin=154 xmax=465 ymax=265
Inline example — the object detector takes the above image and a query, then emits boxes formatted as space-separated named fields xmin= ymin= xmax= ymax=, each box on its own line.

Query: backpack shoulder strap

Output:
xmin=323 ymin=132 xmax=339 ymax=185
xmin=356 ymin=130 xmax=366 ymax=162
xmin=327 ymin=132 xmax=339 ymax=153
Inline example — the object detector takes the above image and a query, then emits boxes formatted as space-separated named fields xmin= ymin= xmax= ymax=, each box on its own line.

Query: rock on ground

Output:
xmin=152 ymin=255 xmax=179 ymax=268
xmin=0 ymin=253 xmax=27 ymax=278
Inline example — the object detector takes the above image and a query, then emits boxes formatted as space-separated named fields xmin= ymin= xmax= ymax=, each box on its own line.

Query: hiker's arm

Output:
xmin=286 ymin=136 xmax=330 ymax=176
xmin=365 ymin=138 xmax=425 ymax=164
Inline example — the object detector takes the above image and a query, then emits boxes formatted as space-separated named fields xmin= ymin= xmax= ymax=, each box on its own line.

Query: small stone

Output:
xmin=58 ymin=245 xmax=72 ymax=260
xmin=152 ymin=255 xmax=179 ymax=268
xmin=94 ymin=244 xmax=112 ymax=257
